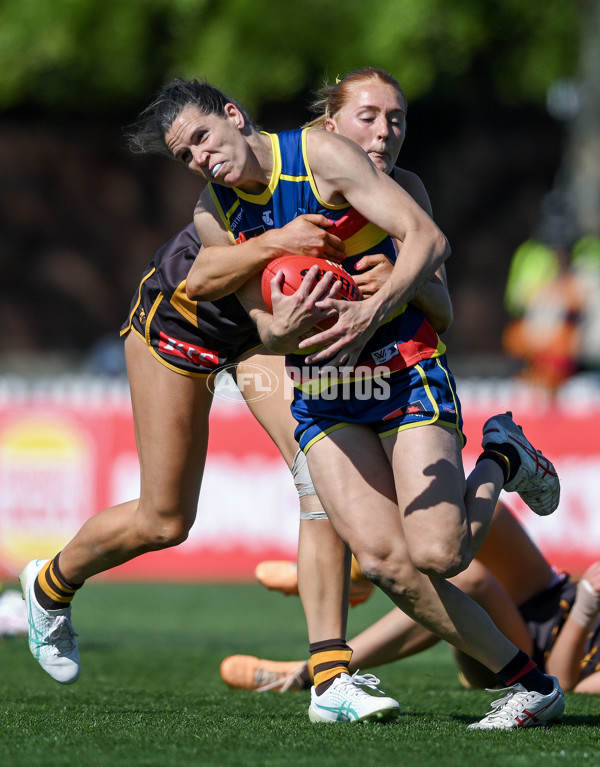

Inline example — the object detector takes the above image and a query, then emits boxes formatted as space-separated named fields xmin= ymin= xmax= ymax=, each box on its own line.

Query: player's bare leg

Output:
xmin=219 ymin=502 xmax=543 ymax=692
xmin=58 ymin=332 xmax=213 ymax=581
xmin=307 ymin=424 xmax=563 ymax=728
xmin=475 ymin=502 xmax=555 ymax=603
xmin=304 ymin=426 xmax=500 ymax=664
xmin=20 ymin=332 xmax=215 ymax=683
xmin=238 ymin=351 xmax=350 ymax=643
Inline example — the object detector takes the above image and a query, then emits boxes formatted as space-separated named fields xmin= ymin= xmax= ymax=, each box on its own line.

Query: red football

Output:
xmin=260 ymin=255 xmax=361 ymax=315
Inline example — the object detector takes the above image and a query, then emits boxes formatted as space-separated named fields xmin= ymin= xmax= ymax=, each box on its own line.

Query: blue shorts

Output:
xmin=290 ymin=354 xmax=465 ymax=453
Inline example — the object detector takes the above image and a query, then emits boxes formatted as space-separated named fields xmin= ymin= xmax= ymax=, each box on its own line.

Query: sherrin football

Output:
xmin=260 ymin=255 xmax=361 ymax=329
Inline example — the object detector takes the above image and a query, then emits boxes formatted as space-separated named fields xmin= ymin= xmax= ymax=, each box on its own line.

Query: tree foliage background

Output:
xmin=0 ymin=0 xmax=580 ymax=112
xmin=1 ymin=0 xmax=598 ymax=369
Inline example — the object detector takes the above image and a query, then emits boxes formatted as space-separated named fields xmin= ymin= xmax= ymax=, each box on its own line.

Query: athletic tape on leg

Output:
xmin=292 ymin=449 xmax=329 ymax=519
xmin=291 ymin=449 xmax=316 ymax=497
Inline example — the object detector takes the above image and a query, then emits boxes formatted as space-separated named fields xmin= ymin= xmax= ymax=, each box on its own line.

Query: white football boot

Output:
xmin=19 ymin=559 xmax=80 ymax=684
xmin=308 ymin=671 xmax=401 ymax=723
xmin=482 ymin=411 xmax=560 ymax=515
xmin=468 ymin=676 xmax=565 ymax=730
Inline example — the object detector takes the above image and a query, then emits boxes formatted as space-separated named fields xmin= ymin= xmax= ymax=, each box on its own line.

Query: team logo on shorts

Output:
xmin=158 ymin=332 xmax=220 ymax=367
xmin=383 ymin=400 xmax=427 ymax=421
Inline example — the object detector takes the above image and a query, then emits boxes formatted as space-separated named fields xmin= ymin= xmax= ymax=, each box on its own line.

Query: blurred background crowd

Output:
xmin=1 ymin=0 xmax=600 ymax=392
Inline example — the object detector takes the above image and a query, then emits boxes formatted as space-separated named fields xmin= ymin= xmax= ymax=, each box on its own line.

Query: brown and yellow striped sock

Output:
xmin=34 ymin=554 xmax=83 ymax=610
xmin=309 ymin=638 xmax=353 ymax=696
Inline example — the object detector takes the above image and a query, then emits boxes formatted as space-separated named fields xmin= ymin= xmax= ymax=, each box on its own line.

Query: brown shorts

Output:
xmin=121 ymin=224 xmax=261 ymax=377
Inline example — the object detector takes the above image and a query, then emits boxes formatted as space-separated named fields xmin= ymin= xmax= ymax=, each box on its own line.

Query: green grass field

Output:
xmin=1 ymin=581 xmax=599 ymax=767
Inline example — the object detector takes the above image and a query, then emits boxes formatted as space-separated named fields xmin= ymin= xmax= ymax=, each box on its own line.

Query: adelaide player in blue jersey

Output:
xmin=221 ymin=72 xmax=600 ymax=693
xmin=131 ymin=73 xmax=566 ymax=729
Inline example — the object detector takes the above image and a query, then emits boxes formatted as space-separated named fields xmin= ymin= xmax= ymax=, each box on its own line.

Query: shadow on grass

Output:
xmin=449 ymin=712 xmax=600 ymax=728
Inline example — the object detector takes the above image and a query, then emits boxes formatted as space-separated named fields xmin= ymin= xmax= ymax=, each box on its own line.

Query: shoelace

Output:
xmin=42 ymin=614 xmax=78 ymax=655
xmin=257 ymin=663 xmax=307 ymax=693
xmin=340 ymin=670 xmax=386 ymax=696
xmin=480 ymin=685 xmax=532 ymax=722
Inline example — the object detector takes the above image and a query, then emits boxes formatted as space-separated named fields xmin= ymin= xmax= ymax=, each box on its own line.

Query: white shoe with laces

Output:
xmin=468 ymin=676 xmax=565 ymax=730
xmin=482 ymin=411 xmax=560 ymax=516
xmin=19 ymin=559 xmax=80 ymax=684
xmin=308 ymin=671 xmax=401 ymax=723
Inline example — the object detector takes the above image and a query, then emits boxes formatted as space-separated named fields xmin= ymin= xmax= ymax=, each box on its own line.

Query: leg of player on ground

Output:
xmin=237 ymin=352 xmax=350 ymax=644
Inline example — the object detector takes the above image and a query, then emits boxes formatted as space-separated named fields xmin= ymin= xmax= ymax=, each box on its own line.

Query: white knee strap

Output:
xmin=291 ymin=449 xmax=315 ymax=497
xmin=299 ymin=509 xmax=330 ymax=520
xmin=292 ymin=449 xmax=329 ymax=520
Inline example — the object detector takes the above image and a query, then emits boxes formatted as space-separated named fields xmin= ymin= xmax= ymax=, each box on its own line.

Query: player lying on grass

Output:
xmin=222 ymin=501 xmax=600 ymax=694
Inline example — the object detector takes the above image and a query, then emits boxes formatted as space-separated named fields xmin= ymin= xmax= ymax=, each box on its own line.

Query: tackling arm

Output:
xmin=187 ymin=191 xmax=346 ymax=302
xmin=298 ymin=132 xmax=451 ymax=366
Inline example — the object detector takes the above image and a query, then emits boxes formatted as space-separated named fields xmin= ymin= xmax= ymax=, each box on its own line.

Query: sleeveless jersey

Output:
xmin=209 ymin=128 xmax=446 ymax=392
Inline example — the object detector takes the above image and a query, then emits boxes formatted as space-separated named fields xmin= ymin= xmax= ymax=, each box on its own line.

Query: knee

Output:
xmin=409 ymin=540 xmax=473 ymax=579
xmin=136 ymin=506 xmax=193 ymax=551
xmin=355 ymin=551 xmax=416 ymax=598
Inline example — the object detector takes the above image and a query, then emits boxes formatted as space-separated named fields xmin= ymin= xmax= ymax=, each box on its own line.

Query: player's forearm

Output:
xmin=368 ymin=229 xmax=450 ymax=327
xmin=546 ymin=576 xmax=600 ymax=690
xmin=186 ymin=232 xmax=289 ymax=301
xmin=545 ymin=618 xmax=589 ymax=690
xmin=573 ymin=671 xmax=600 ymax=693
xmin=251 ymin=310 xmax=303 ymax=355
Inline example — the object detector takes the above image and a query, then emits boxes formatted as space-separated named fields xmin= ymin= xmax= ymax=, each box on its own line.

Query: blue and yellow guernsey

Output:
xmin=209 ymin=128 xmax=446 ymax=394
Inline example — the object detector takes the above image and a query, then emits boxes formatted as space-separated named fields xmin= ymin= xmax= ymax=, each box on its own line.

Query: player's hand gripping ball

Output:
xmin=261 ymin=255 xmax=361 ymax=331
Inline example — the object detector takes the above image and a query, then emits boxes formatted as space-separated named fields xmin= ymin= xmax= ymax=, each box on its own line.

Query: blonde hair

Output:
xmin=305 ymin=67 xmax=407 ymax=129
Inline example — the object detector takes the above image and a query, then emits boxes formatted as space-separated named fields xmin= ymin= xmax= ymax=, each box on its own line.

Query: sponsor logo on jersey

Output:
xmin=371 ymin=342 xmax=399 ymax=365
xmin=158 ymin=332 xmax=219 ymax=367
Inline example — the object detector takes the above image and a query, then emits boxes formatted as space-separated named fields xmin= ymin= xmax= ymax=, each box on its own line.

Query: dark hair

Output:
xmin=126 ymin=77 xmax=256 ymax=157
xmin=305 ymin=67 xmax=407 ymax=129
